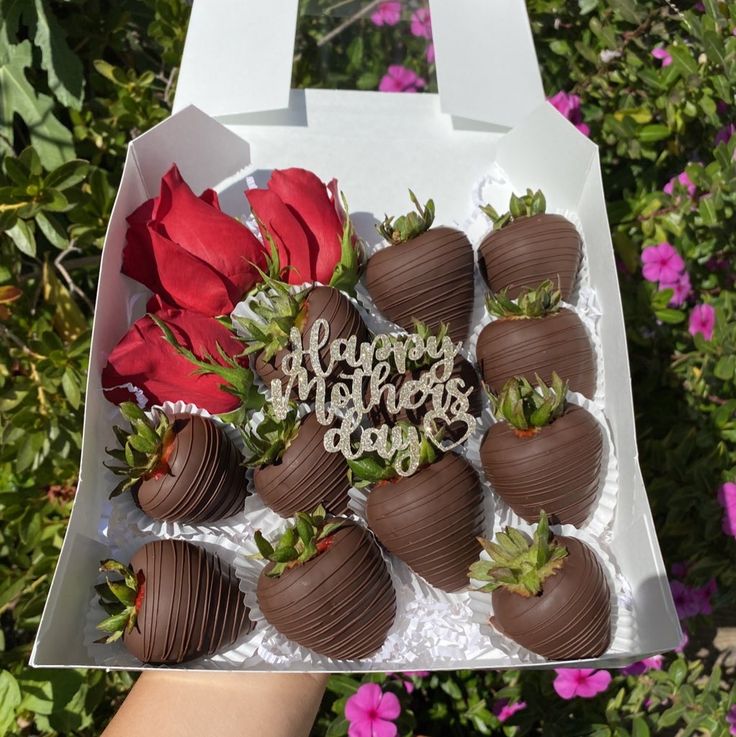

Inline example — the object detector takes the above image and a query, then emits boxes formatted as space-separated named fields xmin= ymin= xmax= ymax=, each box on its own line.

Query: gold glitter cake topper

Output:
xmin=270 ymin=319 xmax=477 ymax=476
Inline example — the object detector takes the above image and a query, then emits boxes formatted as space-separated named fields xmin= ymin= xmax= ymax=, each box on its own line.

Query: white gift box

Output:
xmin=31 ymin=0 xmax=681 ymax=672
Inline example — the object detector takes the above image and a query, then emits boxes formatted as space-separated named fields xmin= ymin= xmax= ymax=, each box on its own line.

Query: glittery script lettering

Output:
xmin=270 ymin=319 xmax=477 ymax=476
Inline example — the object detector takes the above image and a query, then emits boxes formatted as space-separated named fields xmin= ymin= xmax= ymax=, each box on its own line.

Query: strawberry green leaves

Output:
xmin=377 ymin=190 xmax=435 ymax=245
xmin=470 ymin=511 xmax=568 ymax=597
xmin=254 ymin=506 xmax=345 ymax=577
xmin=481 ymin=189 xmax=547 ymax=231
xmin=490 ymin=374 xmax=568 ymax=432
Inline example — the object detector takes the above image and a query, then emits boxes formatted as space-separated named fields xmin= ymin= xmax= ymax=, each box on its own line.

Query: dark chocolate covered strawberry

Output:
xmin=255 ymin=507 xmax=396 ymax=659
xmin=470 ymin=512 xmax=611 ymax=660
xmin=478 ymin=189 xmax=581 ymax=300
xmin=369 ymin=322 xmax=482 ymax=442
xmin=244 ymin=404 xmax=350 ymax=517
xmin=105 ymin=403 xmax=248 ymax=523
xmin=480 ymin=374 xmax=603 ymax=528
xmin=236 ymin=271 xmax=367 ymax=392
xmin=365 ymin=192 xmax=475 ymax=344
xmin=351 ymin=429 xmax=485 ymax=592
xmin=96 ymin=539 xmax=253 ymax=664
xmin=476 ymin=281 xmax=596 ymax=398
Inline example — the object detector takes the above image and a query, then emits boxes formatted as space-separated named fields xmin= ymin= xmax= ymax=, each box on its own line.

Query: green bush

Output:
xmin=1 ymin=0 xmax=734 ymax=735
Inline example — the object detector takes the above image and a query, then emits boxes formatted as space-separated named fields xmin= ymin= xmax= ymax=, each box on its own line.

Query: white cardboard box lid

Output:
xmin=173 ymin=0 xmax=546 ymax=128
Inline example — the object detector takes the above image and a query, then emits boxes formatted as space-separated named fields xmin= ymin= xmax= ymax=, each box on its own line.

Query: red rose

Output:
xmin=102 ymin=296 xmax=250 ymax=414
xmin=246 ymin=168 xmax=348 ymax=285
xmin=122 ymin=164 xmax=266 ymax=316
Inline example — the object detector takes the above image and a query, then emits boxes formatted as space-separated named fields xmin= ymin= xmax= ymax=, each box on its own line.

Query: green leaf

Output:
xmin=7 ymin=219 xmax=35 ymax=257
xmin=31 ymin=0 xmax=85 ymax=109
xmin=326 ymin=675 xmax=360 ymax=697
xmin=61 ymin=368 xmax=80 ymax=409
xmin=35 ymin=211 xmax=67 ymax=248
xmin=0 ymin=39 xmax=74 ymax=168
xmin=631 ymin=717 xmax=650 ymax=737
xmin=669 ymin=46 xmax=698 ymax=76
xmin=638 ymin=124 xmax=671 ymax=143
xmin=0 ymin=670 xmax=21 ymax=737
xmin=654 ymin=307 xmax=686 ymax=324
xmin=702 ymin=30 xmax=727 ymax=70
xmin=44 ymin=160 xmax=89 ymax=191
xmin=714 ymin=356 xmax=735 ymax=380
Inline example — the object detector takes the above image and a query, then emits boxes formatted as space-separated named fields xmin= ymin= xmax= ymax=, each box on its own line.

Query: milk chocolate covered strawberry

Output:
xmin=480 ymin=374 xmax=603 ymax=527
xmin=365 ymin=192 xmax=475 ymax=344
xmin=96 ymin=539 xmax=252 ymax=664
xmin=105 ymin=403 xmax=248 ymax=524
xmin=244 ymin=404 xmax=350 ymax=517
xmin=478 ymin=190 xmax=581 ymax=300
xmin=255 ymin=507 xmax=396 ymax=659
xmin=476 ymin=281 xmax=596 ymax=398
xmin=352 ymin=428 xmax=485 ymax=592
xmin=236 ymin=270 xmax=367 ymax=391
xmin=470 ymin=512 xmax=611 ymax=660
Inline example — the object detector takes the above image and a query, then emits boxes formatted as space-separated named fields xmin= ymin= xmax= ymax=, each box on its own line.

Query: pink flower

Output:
xmin=379 ymin=65 xmax=426 ymax=93
xmin=641 ymin=242 xmax=686 ymax=283
xmin=675 ymin=628 xmax=689 ymax=653
xmin=652 ymin=47 xmax=673 ymax=66
xmin=492 ymin=699 xmax=527 ymax=722
xmin=410 ymin=7 xmax=432 ymax=39
xmin=726 ymin=705 xmax=736 ymax=736
xmin=659 ymin=270 xmax=692 ymax=306
xmin=663 ymin=171 xmax=696 ymax=198
xmin=688 ymin=303 xmax=716 ymax=341
xmin=553 ymin=669 xmax=612 ymax=699
xmin=620 ymin=655 xmax=665 ymax=676
xmin=345 ymin=683 xmax=401 ymax=737
xmin=426 ymin=42 xmax=435 ymax=63
xmin=547 ymin=91 xmax=591 ymax=136
xmin=371 ymin=1 xmax=401 ymax=26
xmin=718 ymin=482 xmax=736 ymax=537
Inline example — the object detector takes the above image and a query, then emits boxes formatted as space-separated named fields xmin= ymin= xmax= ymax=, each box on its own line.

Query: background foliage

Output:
xmin=0 ymin=0 xmax=734 ymax=735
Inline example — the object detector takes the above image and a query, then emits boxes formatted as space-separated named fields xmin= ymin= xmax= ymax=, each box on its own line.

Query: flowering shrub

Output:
xmin=0 ymin=0 xmax=735 ymax=736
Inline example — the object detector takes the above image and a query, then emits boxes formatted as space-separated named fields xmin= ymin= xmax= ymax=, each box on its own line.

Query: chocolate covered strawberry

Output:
xmin=244 ymin=404 xmax=350 ymax=517
xmin=96 ymin=539 xmax=253 ymax=664
xmin=480 ymin=374 xmax=603 ymax=528
xmin=476 ymin=281 xmax=596 ymax=398
xmin=236 ymin=271 xmax=367 ymax=392
xmin=255 ymin=507 xmax=396 ymax=659
xmin=351 ymin=428 xmax=485 ymax=592
xmin=478 ymin=189 xmax=581 ymax=300
xmin=105 ymin=403 xmax=248 ymax=523
xmin=369 ymin=322 xmax=482 ymax=442
xmin=365 ymin=192 xmax=475 ymax=344
xmin=470 ymin=512 xmax=611 ymax=660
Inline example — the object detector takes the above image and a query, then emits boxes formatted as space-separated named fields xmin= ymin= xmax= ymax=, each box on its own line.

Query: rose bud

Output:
xmin=122 ymin=164 xmax=266 ymax=316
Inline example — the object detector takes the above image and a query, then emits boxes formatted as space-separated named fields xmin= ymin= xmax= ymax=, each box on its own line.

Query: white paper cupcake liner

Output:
xmin=84 ymin=534 xmax=263 ymax=669
xmin=467 ymin=523 xmax=637 ymax=664
xmin=99 ymin=401 xmax=251 ymax=548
